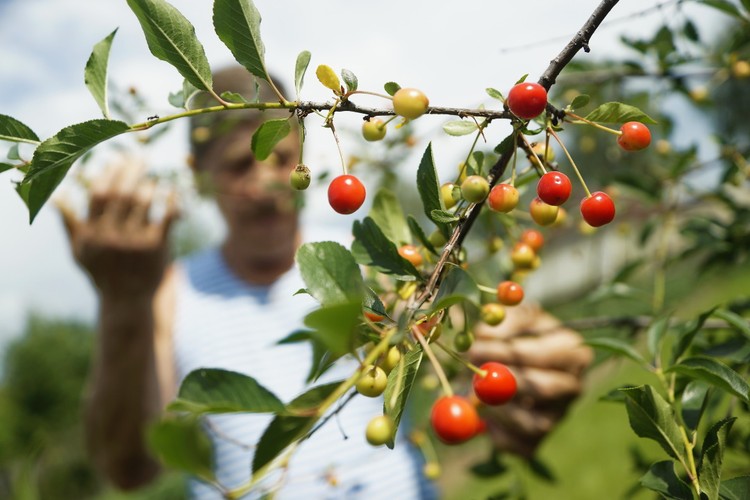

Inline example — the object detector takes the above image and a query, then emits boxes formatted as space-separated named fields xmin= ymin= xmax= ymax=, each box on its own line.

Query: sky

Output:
xmin=0 ymin=0 xmax=726 ymax=346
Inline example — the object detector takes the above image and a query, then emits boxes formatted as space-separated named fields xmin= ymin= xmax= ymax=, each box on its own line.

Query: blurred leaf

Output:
xmin=443 ymin=120 xmax=477 ymax=136
xmin=84 ymin=29 xmax=117 ymax=119
xmin=168 ymin=78 xmax=200 ymax=109
xmin=0 ymin=114 xmax=40 ymax=144
xmin=417 ymin=143 xmax=449 ymax=234
xmin=720 ymin=476 xmax=750 ymax=500
xmin=0 ymin=162 xmax=14 ymax=174
xmin=384 ymin=81 xmax=400 ymax=96
xmin=486 ymin=87 xmax=504 ymax=101
xmin=369 ymin=188 xmax=411 ymax=246
xmin=600 ymin=385 xmax=639 ymax=403
xmin=316 ymin=64 xmax=341 ymax=92
xmin=621 ymin=385 xmax=687 ymax=462
xmin=683 ymin=20 xmax=700 ymax=42
xmin=277 ymin=330 xmax=338 ymax=383
xmin=697 ymin=0 xmax=743 ymax=19
xmin=303 ymin=301 xmax=362 ymax=356
xmin=586 ymin=337 xmax=647 ymax=365
xmin=383 ymin=347 xmax=423 ymax=448
xmin=285 ymin=381 xmax=342 ymax=415
xmin=220 ymin=91 xmax=250 ymax=103
xmin=647 ymin=314 xmax=671 ymax=361
xmin=407 ymin=215 xmax=439 ymax=256
xmin=494 ymin=133 xmax=515 ymax=156
xmin=713 ymin=309 xmax=750 ymax=342
xmin=529 ymin=457 xmax=556 ymax=483
xmin=584 ymin=102 xmax=657 ymax=124
xmin=294 ymin=50 xmax=311 ymax=98
xmin=667 ymin=357 xmax=750 ymax=403
xmin=22 ymin=119 xmax=129 ymax=222
xmin=213 ymin=0 xmax=276 ymax=88
xmin=430 ymin=209 xmax=460 ymax=223
xmin=429 ymin=264 xmax=480 ymax=314
xmin=639 ymin=461 xmax=693 ymax=500
xmin=253 ymin=414 xmax=313 ymax=473
xmin=7 ymin=143 xmax=20 ymax=160
xmin=148 ymin=416 xmax=215 ymax=483
xmin=351 ymin=217 xmax=422 ymax=281
xmin=470 ymin=451 xmax=507 ymax=477
xmin=699 ymin=417 xmax=736 ymax=500
xmin=680 ymin=381 xmax=709 ymax=431
xmin=250 ymin=118 xmax=291 ymax=161
xmin=170 ymin=368 xmax=284 ymax=414
xmin=341 ymin=68 xmax=358 ymax=93
xmin=127 ymin=0 xmax=212 ymax=91
xmin=671 ymin=308 xmax=716 ymax=364
xmin=296 ymin=241 xmax=364 ymax=305
xmin=570 ymin=94 xmax=590 ymax=110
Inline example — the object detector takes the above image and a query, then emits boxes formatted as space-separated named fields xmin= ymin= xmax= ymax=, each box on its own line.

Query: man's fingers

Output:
xmin=88 ymin=163 xmax=120 ymax=221
xmin=54 ymin=192 xmax=79 ymax=239
xmin=125 ymin=179 xmax=157 ymax=232
xmin=512 ymin=367 xmax=583 ymax=405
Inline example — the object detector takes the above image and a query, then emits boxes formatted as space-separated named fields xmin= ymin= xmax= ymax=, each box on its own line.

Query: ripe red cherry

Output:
xmin=496 ymin=281 xmax=524 ymax=306
xmin=580 ymin=191 xmax=616 ymax=227
xmin=617 ymin=122 xmax=651 ymax=151
xmin=487 ymin=183 xmax=519 ymax=213
xmin=328 ymin=174 xmax=366 ymax=214
xmin=430 ymin=395 xmax=480 ymax=444
xmin=506 ymin=82 xmax=548 ymax=120
xmin=536 ymin=171 xmax=572 ymax=206
xmin=520 ymin=229 xmax=544 ymax=252
xmin=398 ymin=244 xmax=423 ymax=267
xmin=473 ymin=362 xmax=517 ymax=405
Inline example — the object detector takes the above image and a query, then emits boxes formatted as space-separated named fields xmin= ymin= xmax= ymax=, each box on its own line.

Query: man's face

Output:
xmin=195 ymin=122 xmax=301 ymax=251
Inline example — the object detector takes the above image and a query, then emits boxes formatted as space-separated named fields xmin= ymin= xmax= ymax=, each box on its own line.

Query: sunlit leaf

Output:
xmin=252 ymin=414 xmax=313 ymax=473
xmin=127 ymin=0 xmax=213 ymax=91
xmin=351 ymin=217 xmax=422 ymax=281
xmin=369 ymin=188 xmax=411 ymax=246
xmin=486 ymin=88 xmax=504 ymax=101
xmin=0 ymin=114 xmax=40 ymax=145
xmin=680 ymin=381 xmax=709 ymax=431
xmin=584 ymin=102 xmax=657 ymax=124
xmin=285 ymin=380 xmax=342 ymax=415
xmin=667 ymin=357 xmax=750 ymax=403
xmin=699 ymin=417 xmax=736 ymax=500
xmin=384 ymin=81 xmax=400 ymax=96
xmin=296 ymin=241 xmax=364 ymax=305
xmin=383 ymin=348 xmax=423 ymax=448
xmin=295 ymin=50 xmax=311 ymax=98
xmin=639 ymin=461 xmax=693 ymax=500
xmin=303 ymin=301 xmax=362 ymax=356
xmin=720 ymin=476 xmax=750 ymax=500
xmin=621 ymin=385 xmax=687 ymax=462
xmin=417 ymin=143 xmax=449 ymax=234
xmin=341 ymin=68 xmax=358 ymax=93
xmin=443 ymin=120 xmax=477 ymax=136
xmin=250 ymin=118 xmax=291 ymax=161
xmin=84 ymin=29 xmax=118 ymax=119
xmin=316 ymin=65 xmax=341 ymax=92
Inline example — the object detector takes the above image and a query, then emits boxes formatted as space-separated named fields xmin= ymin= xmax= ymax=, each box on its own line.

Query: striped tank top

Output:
xmin=173 ymin=246 xmax=438 ymax=499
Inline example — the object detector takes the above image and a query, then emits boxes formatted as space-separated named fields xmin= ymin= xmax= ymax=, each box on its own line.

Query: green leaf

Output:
xmin=250 ymin=119 xmax=291 ymax=161
xmin=485 ymin=88 xmax=504 ymax=101
xmin=213 ymin=0 xmax=275 ymax=87
xmin=416 ymin=143 xmax=449 ymax=234
xmin=169 ymin=368 xmax=284 ymax=414
xmin=720 ymin=476 xmax=750 ymax=500
xmin=407 ymin=215 xmax=439 ymax=255
xmin=351 ymin=217 xmax=422 ymax=281
xmin=84 ymin=29 xmax=117 ymax=119
xmin=493 ymin=133 xmax=515 ymax=156
xmin=341 ymin=68 xmax=358 ymax=93
xmin=713 ymin=309 xmax=750 ymax=342
xmin=303 ymin=301 xmax=362 ymax=356
xmin=285 ymin=380 xmax=342 ymax=415
xmin=586 ymin=337 xmax=647 ymax=365
xmin=148 ymin=415 xmax=215 ymax=483
xmin=22 ymin=119 xmax=129 ymax=222
xmin=680 ymin=381 xmax=709 ymax=431
xmin=7 ymin=144 xmax=20 ymax=160
xmin=220 ymin=91 xmax=250 ymax=104
xmin=0 ymin=162 xmax=14 ymax=174
xmin=671 ymin=308 xmax=716 ymax=363
xmin=294 ymin=50 xmax=311 ymax=98
xmin=743 ymin=0 xmax=750 ymax=14
xmin=639 ymin=461 xmax=693 ymax=500
xmin=570 ymin=94 xmax=590 ymax=110
xmin=369 ymin=188 xmax=411 ymax=246
xmin=700 ymin=417 xmax=736 ymax=500
xmin=0 ymin=114 xmax=40 ymax=145
xmin=428 ymin=264 xmax=480 ymax=314
xmin=697 ymin=0 xmax=743 ymax=18
xmin=647 ymin=314 xmax=671 ymax=361
xmin=443 ymin=120 xmax=477 ymax=136
xmin=620 ymin=385 xmax=687 ymax=462
xmin=515 ymin=74 xmax=529 ymax=84
xmin=584 ymin=102 xmax=657 ymax=124
xmin=430 ymin=209 xmax=460 ymax=223
xmin=252 ymin=414 xmax=313 ymax=473
xmin=383 ymin=347 xmax=423 ymax=448
xmin=667 ymin=357 xmax=750 ymax=403
xmin=384 ymin=81 xmax=400 ymax=96
xmin=127 ymin=0 xmax=213 ymax=91
xmin=296 ymin=241 xmax=364 ymax=306
xmin=168 ymin=79 xmax=200 ymax=109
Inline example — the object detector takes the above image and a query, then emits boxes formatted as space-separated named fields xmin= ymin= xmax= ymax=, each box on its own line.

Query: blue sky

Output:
xmin=0 ymin=0 xmax=724 ymax=346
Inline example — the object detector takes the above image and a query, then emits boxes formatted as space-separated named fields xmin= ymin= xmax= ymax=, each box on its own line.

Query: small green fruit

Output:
xmin=362 ymin=118 xmax=387 ymax=141
xmin=366 ymin=415 xmax=394 ymax=446
xmin=289 ymin=164 xmax=311 ymax=190
xmin=460 ymin=175 xmax=490 ymax=203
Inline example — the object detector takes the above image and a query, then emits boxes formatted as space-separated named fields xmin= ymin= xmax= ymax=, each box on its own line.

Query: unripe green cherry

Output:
xmin=453 ymin=330 xmax=474 ymax=352
xmin=382 ymin=346 xmax=402 ymax=373
xmin=356 ymin=365 xmax=388 ymax=397
xmin=362 ymin=118 xmax=387 ymax=141
xmin=423 ymin=462 xmax=441 ymax=480
xmin=289 ymin=164 xmax=311 ymax=190
xmin=461 ymin=175 xmax=490 ymax=203
xmin=529 ymin=197 xmax=559 ymax=226
xmin=441 ymin=182 xmax=460 ymax=209
xmin=365 ymin=415 xmax=394 ymax=446
xmin=392 ymin=88 xmax=429 ymax=120
xmin=428 ymin=229 xmax=448 ymax=248
xmin=480 ymin=303 xmax=506 ymax=326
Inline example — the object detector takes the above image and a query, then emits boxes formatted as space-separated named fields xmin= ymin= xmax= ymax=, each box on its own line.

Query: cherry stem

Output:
xmin=345 ymin=89 xmax=394 ymax=101
xmin=433 ymin=340 xmax=487 ymax=378
xmin=477 ymin=284 xmax=497 ymax=295
xmin=547 ymin=126 xmax=591 ymax=197
xmin=412 ymin=326 xmax=453 ymax=397
xmin=565 ymin=111 xmax=621 ymax=136
xmin=517 ymin=132 xmax=547 ymax=174
xmin=328 ymin=120 xmax=348 ymax=175
xmin=510 ymin=134 xmax=518 ymax=186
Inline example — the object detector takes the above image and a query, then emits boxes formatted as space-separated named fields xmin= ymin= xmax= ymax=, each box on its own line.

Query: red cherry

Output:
xmin=520 ymin=229 xmax=544 ymax=252
xmin=473 ymin=362 xmax=517 ymax=405
xmin=580 ymin=191 xmax=616 ymax=227
xmin=506 ymin=82 xmax=548 ymax=120
xmin=617 ymin=122 xmax=651 ymax=151
xmin=430 ymin=395 xmax=480 ymax=444
xmin=487 ymin=183 xmax=519 ymax=213
xmin=496 ymin=281 xmax=524 ymax=306
xmin=328 ymin=174 xmax=366 ymax=214
xmin=536 ymin=171 xmax=572 ymax=206
xmin=398 ymin=244 xmax=423 ymax=267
